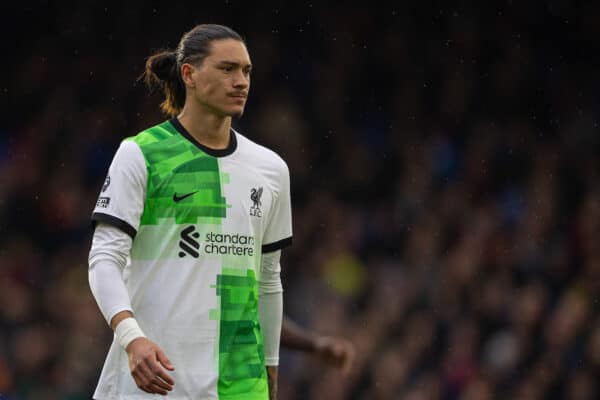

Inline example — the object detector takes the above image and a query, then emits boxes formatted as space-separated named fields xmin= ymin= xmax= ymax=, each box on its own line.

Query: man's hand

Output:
xmin=314 ymin=336 xmax=355 ymax=374
xmin=126 ymin=337 xmax=175 ymax=395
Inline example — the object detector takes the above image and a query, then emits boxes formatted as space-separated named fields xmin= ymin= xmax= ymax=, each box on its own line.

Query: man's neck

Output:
xmin=177 ymin=104 xmax=232 ymax=150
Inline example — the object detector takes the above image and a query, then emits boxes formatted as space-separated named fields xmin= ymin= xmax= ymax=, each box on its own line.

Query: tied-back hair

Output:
xmin=143 ymin=24 xmax=244 ymax=117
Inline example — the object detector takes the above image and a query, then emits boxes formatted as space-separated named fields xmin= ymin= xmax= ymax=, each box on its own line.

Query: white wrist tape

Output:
xmin=115 ymin=317 xmax=146 ymax=349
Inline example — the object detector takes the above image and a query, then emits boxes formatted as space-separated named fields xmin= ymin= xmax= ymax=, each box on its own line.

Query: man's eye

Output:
xmin=222 ymin=66 xmax=234 ymax=72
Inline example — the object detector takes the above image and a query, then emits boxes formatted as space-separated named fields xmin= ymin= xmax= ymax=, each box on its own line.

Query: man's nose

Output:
xmin=233 ymin=71 xmax=249 ymax=88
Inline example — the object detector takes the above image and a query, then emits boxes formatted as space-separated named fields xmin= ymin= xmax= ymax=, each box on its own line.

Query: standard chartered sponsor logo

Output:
xmin=179 ymin=225 xmax=200 ymax=258
xmin=204 ymin=232 xmax=255 ymax=256
xmin=178 ymin=226 xmax=255 ymax=257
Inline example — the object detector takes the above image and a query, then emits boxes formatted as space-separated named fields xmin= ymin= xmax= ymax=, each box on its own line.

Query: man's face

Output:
xmin=184 ymin=39 xmax=252 ymax=118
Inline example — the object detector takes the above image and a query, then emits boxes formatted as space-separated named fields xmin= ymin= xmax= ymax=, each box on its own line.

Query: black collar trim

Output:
xmin=169 ymin=117 xmax=237 ymax=157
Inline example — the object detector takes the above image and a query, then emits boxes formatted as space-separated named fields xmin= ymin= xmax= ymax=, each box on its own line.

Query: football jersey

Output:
xmin=91 ymin=118 xmax=292 ymax=400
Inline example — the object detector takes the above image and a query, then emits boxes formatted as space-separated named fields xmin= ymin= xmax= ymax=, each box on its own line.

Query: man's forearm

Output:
xmin=266 ymin=366 xmax=277 ymax=400
xmin=111 ymin=310 xmax=134 ymax=330
xmin=281 ymin=315 xmax=319 ymax=351
xmin=88 ymin=224 xmax=135 ymax=326
xmin=281 ymin=315 xmax=356 ymax=373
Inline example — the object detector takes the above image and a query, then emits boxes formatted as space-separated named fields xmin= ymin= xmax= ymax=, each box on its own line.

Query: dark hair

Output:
xmin=143 ymin=24 xmax=244 ymax=117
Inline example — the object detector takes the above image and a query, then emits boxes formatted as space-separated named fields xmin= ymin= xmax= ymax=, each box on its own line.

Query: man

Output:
xmin=89 ymin=24 xmax=289 ymax=399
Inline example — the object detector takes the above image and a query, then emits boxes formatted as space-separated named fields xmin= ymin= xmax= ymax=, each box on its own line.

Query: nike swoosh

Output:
xmin=173 ymin=191 xmax=198 ymax=202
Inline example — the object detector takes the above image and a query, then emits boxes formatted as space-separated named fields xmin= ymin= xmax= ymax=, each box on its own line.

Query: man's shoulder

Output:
xmin=127 ymin=120 xmax=176 ymax=146
xmin=234 ymin=130 xmax=288 ymax=175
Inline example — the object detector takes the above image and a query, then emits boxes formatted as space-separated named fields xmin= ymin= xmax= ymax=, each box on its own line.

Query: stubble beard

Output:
xmin=231 ymin=108 xmax=245 ymax=119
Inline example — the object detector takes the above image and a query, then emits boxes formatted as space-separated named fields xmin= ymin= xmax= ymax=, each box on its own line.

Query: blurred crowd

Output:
xmin=3 ymin=2 xmax=600 ymax=399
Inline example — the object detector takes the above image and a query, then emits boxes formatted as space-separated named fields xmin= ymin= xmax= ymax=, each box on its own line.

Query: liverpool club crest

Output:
xmin=250 ymin=187 xmax=263 ymax=217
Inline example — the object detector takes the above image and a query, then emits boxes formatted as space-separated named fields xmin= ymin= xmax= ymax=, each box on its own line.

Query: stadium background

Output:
xmin=2 ymin=1 xmax=600 ymax=399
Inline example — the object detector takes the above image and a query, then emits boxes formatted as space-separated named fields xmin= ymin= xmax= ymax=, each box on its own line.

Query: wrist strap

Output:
xmin=115 ymin=317 xmax=146 ymax=349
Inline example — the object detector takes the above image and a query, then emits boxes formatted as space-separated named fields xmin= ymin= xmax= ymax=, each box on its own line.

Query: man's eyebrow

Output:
xmin=217 ymin=60 xmax=253 ymax=68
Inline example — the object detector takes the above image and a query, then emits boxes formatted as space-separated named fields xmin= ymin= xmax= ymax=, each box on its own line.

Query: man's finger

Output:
xmin=145 ymin=358 xmax=174 ymax=390
xmin=155 ymin=367 xmax=175 ymax=387
xmin=332 ymin=343 xmax=345 ymax=358
xmin=148 ymin=382 xmax=169 ymax=396
xmin=341 ymin=352 xmax=351 ymax=374
xmin=140 ymin=385 xmax=153 ymax=394
xmin=153 ymin=351 xmax=176 ymax=385
xmin=138 ymin=371 xmax=166 ymax=395
xmin=130 ymin=370 xmax=145 ymax=390
xmin=157 ymin=349 xmax=175 ymax=371
xmin=341 ymin=343 xmax=355 ymax=375
xmin=136 ymin=360 xmax=158 ymax=388
xmin=151 ymin=371 xmax=174 ymax=392
xmin=131 ymin=367 xmax=146 ymax=385
xmin=132 ymin=370 xmax=152 ymax=394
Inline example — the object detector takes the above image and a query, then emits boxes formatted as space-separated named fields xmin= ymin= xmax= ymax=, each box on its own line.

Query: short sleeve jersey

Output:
xmin=91 ymin=118 xmax=292 ymax=400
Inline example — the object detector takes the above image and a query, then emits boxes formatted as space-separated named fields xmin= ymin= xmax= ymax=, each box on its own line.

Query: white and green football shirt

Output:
xmin=91 ymin=118 xmax=292 ymax=400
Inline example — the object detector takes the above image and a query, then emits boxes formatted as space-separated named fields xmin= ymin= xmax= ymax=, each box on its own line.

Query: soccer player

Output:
xmin=88 ymin=24 xmax=291 ymax=399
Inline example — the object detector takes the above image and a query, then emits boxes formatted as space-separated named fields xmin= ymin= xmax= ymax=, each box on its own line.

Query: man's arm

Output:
xmin=259 ymin=158 xmax=293 ymax=399
xmin=89 ymin=224 xmax=175 ymax=396
xmin=266 ymin=366 xmax=278 ymax=400
xmin=258 ymin=250 xmax=284 ymax=400
xmin=281 ymin=315 xmax=355 ymax=374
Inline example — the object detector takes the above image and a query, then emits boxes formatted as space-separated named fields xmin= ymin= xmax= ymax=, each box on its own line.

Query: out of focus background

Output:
xmin=2 ymin=1 xmax=600 ymax=399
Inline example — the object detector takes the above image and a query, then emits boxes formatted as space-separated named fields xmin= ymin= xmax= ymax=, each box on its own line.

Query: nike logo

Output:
xmin=173 ymin=191 xmax=198 ymax=202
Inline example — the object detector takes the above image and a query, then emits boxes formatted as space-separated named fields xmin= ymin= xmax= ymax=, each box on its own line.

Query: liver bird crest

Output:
xmin=251 ymin=187 xmax=263 ymax=209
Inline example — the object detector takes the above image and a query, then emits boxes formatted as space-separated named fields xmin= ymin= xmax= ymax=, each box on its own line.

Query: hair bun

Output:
xmin=149 ymin=51 xmax=177 ymax=81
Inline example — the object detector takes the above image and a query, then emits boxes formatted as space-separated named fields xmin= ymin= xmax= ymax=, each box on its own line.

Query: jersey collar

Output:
xmin=169 ymin=117 xmax=237 ymax=158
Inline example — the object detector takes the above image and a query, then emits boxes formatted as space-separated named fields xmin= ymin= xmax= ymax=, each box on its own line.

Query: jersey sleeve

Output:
xmin=91 ymin=140 xmax=147 ymax=238
xmin=262 ymin=161 xmax=293 ymax=253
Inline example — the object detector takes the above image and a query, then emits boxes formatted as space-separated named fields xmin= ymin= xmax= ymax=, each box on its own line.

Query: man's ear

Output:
xmin=181 ymin=63 xmax=195 ymax=87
